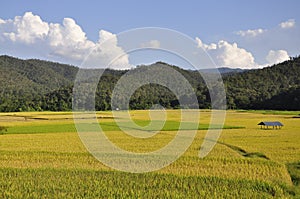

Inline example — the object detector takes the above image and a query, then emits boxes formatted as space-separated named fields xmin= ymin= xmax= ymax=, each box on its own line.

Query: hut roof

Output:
xmin=257 ymin=121 xmax=283 ymax=126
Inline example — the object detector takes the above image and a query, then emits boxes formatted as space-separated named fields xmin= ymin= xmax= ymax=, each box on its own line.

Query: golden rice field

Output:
xmin=0 ymin=110 xmax=300 ymax=198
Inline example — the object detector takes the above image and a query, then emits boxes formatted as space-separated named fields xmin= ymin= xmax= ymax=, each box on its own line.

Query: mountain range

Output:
xmin=0 ymin=55 xmax=299 ymax=112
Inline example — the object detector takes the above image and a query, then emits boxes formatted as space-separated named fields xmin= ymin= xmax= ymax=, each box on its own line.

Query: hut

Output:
xmin=258 ymin=121 xmax=283 ymax=129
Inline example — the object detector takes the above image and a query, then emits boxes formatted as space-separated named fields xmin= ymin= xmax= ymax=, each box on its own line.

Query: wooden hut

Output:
xmin=258 ymin=121 xmax=283 ymax=129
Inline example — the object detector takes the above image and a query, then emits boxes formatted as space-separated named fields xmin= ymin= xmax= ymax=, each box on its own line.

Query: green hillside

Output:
xmin=0 ymin=56 xmax=78 ymax=111
xmin=225 ymin=57 xmax=300 ymax=109
xmin=0 ymin=55 xmax=299 ymax=112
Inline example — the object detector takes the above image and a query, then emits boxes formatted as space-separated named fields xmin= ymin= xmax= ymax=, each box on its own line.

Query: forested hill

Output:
xmin=224 ymin=57 xmax=300 ymax=110
xmin=0 ymin=55 xmax=299 ymax=112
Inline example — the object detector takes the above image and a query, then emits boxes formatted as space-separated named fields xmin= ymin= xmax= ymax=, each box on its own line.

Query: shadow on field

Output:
xmin=217 ymin=141 xmax=270 ymax=160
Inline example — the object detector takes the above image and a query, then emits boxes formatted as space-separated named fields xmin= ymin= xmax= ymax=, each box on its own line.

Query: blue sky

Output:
xmin=0 ymin=0 xmax=300 ymax=69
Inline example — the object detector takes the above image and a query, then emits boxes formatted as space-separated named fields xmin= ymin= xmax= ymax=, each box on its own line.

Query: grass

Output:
xmin=287 ymin=162 xmax=300 ymax=197
xmin=0 ymin=168 xmax=290 ymax=198
xmin=287 ymin=162 xmax=300 ymax=186
xmin=236 ymin=109 xmax=300 ymax=116
xmin=0 ymin=120 xmax=243 ymax=135
xmin=0 ymin=110 xmax=300 ymax=198
xmin=4 ymin=123 xmax=77 ymax=134
xmin=101 ymin=120 xmax=244 ymax=131
xmin=0 ymin=126 xmax=7 ymax=134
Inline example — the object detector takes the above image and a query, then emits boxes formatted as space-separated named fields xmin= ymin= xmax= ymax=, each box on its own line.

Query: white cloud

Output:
xmin=48 ymin=18 xmax=88 ymax=46
xmin=47 ymin=18 xmax=95 ymax=61
xmin=236 ymin=28 xmax=265 ymax=37
xmin=98 ymin=29 xmax=116 ymax=44
xmin=86 ymin=30 xmax=132 ymax=69
xmin=195 ymin=37 xmax=217 ymax=50
xmin=213 ymin=18 xmax=299 ymax=68
xmin=279 ymin=19 xmax=295 ymax=29
xmin=196 ymin=38 xmax=256 ymax=68
xmin=0 ymin=12 xmax=130 ymax=68
xmin=216 ymin=40 xmax=256 ymax=68
xmin=140 ymin=40 xmax=161 ymax=48
xmin=196 ymin=37 xmax=291 ymax=69
xmin=266 ymin=50 xmax=290 ymax=65
xmin=0 ymin=12 xmax=298 ymax=70
xmin=1 ymin=12 xmax=49 ymax=44
xmin=0 ymin=19 xmax=5 ymax=24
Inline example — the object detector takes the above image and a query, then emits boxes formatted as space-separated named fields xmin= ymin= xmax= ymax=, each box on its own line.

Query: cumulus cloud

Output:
xmin=196 ymin=37 xmax=292 ymax=69
xmin=0 ymin=12 xmax=297 ymax=70
xmin=85 ymin=30 xmax=132 ymax=69
xmin=1 ymin=12 xmax=49 ymax=44
xmin=195 ymin=37 xmax=217 ymax=50
xmin=236 ymin=28 xmax=266 ymax=37
xmin=279 ymin=19 xmax=295 ymax=29
xmin=216 ymin=41 xmax=256 ymax=68
xmin=266 ymin=50 xmax=290 ymax=65
xmin=196 ymin=38 xmax=256 ymax=68
xmin=204 ymin=18 xmax=299 ymax=68
xmin=47 ymin=18 xmax=95 ymax=61
xmin=140 ymin=40 xmax=161 ymax=48
xmin=0 ymin=12 xmax=130 ymax=69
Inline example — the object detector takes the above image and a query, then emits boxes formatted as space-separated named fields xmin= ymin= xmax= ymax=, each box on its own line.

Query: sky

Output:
xmin=0 ymin=0 xmax=300 ymax=69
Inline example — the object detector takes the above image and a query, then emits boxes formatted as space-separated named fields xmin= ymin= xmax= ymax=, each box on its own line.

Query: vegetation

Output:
xmin=0 ymin=55 xmax=300 ymax=112
xmin=0 ymin=126 xmax=7 ymax=134
xmin=287 ymin=162 xmax=300 ymax=196
xmin=1 ymin=110 xmax=300 ymax=198
xmin=0 ymin=168 xmax=289 ymax=198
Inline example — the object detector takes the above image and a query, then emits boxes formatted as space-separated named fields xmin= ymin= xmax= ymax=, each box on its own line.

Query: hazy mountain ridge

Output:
xmin=200 ymin=67 xmax=248 ymax=74
xmin=0 ymin=55 xmax=299 ymax=111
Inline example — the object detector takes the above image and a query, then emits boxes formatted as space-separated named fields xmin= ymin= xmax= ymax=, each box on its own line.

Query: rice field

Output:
xmin=0 ymin=110 xmax=300 ymax=198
